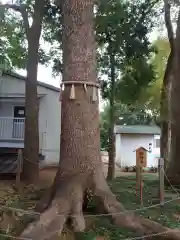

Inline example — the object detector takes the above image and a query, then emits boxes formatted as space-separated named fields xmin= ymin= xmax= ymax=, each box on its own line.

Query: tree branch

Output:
xmin=0 ymin=3 xmax=30 ymax=39
xmin=164 ymin=0 xmax=174 ymax=51
xmin=173 ymin=0 xmax=180 ymax=5
xmin=137 ymin=0 xmax=159 ymax=24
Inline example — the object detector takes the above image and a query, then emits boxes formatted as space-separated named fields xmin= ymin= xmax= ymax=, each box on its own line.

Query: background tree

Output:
xmin=138 ymin=38 xmax=170 ymax=116
xmin=165 ymin=0 xmax=180 ymax=184
xmin=0 ymin=0 xmax=46 ymax=182
xmin=159 ymin=0 xmax=174 ymax=166
xmin=0 ymin=7 xmax=27 ymax=69
xmin=97 ymin=0 xmax=158 ymax=179
xmin=0 ymin=1 xmax=50 ymax=70
xmin=100 ymin=37 xmax=171 ymax=154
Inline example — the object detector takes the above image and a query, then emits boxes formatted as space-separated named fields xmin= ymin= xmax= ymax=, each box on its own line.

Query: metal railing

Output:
xmin=0 ymin=117 xmax=25 ymax=140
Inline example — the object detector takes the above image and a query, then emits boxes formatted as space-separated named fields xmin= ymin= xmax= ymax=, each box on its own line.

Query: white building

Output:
xmin=115 ymin=125 xmax=160 ymax=167
xmin=0 ymin=71 xmax=61 ymax=165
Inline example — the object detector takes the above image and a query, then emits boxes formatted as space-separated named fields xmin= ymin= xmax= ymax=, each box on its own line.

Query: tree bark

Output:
xmin=166 ymin=6 xmax=180 ymax=185
xmin=22 ymin=39 xmax=40 ymax=182
xmin=160 ymin=53 xmax=173 ymax=167
xmin=19 ymin=0 xmax=180 ymax=239
xmin=107 ymin=53 xmax=116 ymax=180
xmin=160 ymin=0 xmax=174 ymax=167
xmin=21 ymin=0 xmax=45 ymax=183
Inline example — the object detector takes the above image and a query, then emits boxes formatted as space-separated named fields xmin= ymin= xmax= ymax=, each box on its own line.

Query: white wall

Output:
xmin=115 ymin=134 xmax=121 ymax=164
xmin=0 ymin=75 xmax=61 ymax=164
xmin=115 ymin=133 xmax=160 ymax=167
xmin=154 ymin=134 xmax=160 ymax=156
xmin=0 ymin=101 xmax=25 ymax=117
xmin=38 ymin=87 xmax=61 ymax=164
xmin=0 ymin=102 xmax=14 ymax=117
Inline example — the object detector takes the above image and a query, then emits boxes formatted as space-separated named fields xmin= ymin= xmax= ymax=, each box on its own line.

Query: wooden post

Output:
xmin=140 ymin=167 xmax=143 ymax=206
xmin=16 ymin=149 xmax=22 ymax=191
xmin=158 ymin=158 xmax=164 ymax=206
xmin=136 ymin=165 xmax=141 ymax=195
xmin=136 ymin=166 xmax=143 ymax=205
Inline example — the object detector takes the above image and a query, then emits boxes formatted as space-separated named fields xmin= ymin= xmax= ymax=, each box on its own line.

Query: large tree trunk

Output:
xmin=160 ymin=53 xmax=172 ymax=168
xmin=22 ymin=0 xmax=45 ymax=183
xmin=19 ymin=0 xmax=180 ymax=239
xmin=107 ymin=53 xmax=116 ymax=180
xmin=167 ymin=72 xmax=180 ymax=185
xmin=160 ymin=0 xmax=174 ymax=168
xmin=165 ymin=3 xmax=180 ymax=185
xmin=22 ymin=40 xmax=39 ymax=182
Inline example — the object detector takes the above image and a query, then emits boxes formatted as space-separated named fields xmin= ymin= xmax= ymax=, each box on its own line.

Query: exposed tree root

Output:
xmin=35 ymin=170 xmax=62 ymax=213
xmin=20 ymin=172 xmax=180 ymax=240
xmin=35 ymin=185 xmax=55 ymax=213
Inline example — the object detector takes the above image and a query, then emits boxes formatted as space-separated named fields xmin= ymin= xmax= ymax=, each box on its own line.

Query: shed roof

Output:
xmin=115 ymin=125 xmax=161 ymax=135
xmin=2 ymin=71 xmax=60 ymax=92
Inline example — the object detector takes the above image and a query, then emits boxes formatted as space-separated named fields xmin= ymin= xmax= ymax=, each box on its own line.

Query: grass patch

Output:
xmin=83 ymin=174 xmax=180 ymax=239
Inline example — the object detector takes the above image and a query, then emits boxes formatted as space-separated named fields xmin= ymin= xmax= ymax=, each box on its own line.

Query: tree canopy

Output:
xmin=0 ymin=0 xmax=52 ymax=71
xmin=0 ymin=8 xmax=27 ymax=69
xmin=0 ymin=0 xmax=159 ymax=83
xmin=138 ymin=37 xmax=170 ymax=111
xmin=97 ymin=0 xmax=159 ymax=104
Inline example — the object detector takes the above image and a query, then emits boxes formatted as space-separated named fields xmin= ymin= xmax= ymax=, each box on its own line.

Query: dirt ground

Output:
xmin=39 ymin=166 xmax=57 ymax=187
xmin=0 ymin=164 xmax=155 ymax=189
xmin=38 ymin=164 xmax=139 ymax=187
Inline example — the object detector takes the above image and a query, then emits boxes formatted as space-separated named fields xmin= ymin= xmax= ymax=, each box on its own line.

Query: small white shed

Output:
xmin=115 ymin=125 xmax=161 ymax=167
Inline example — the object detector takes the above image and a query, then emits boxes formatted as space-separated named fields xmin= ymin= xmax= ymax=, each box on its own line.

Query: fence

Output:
xmin=0 ymin=117 xmax=25 ymax=140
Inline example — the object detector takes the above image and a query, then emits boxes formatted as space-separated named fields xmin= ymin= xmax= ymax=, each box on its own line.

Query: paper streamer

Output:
xmin=70 ymin=84 xmax=76 ymax=99
xmin=84 ymin=83 xmax=87 ymax=92
xmin=92 ymin=86 xmax=97 ymax=102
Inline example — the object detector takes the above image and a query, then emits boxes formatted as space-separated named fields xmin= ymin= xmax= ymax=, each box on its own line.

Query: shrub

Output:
xmin=132 ymin=165 xmax=136 ymax=172
xmin=124 ymin=166 xmax=129 ymax=172
xmin=149 ymin=166 xmax=158 ymax=173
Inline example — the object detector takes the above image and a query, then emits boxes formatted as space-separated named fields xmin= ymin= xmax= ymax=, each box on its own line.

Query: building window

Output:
xmin=149 ymin=143 xmax=152 ymax=153
xmin=154 ymin=138 xmax=160 ymax=148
